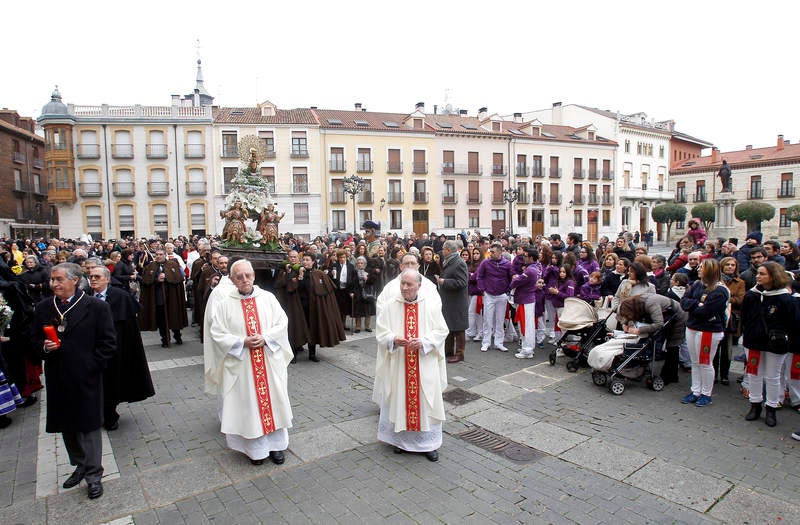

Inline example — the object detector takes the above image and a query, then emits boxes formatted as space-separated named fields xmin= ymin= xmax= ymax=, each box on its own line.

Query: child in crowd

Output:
xmin=579 ymin=271 xmax=602 ymax=304
xmin=687 ymin=218 xmax=707 ymax=248
xmin=666 ymin=273 xmax=691 ymax=370
xmin=548 ymin=265 xmax=575 ymax=343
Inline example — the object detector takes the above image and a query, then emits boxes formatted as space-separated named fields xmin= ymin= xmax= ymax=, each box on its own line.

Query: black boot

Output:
xmin=765 ymin=405 xmax=777 ymax=427
xmin=290 ymin=346 xmax=298 ymax=364
xmin=745 ymin=402 xmax=762 ymax=421
xmin=308 ymin=344 xmax=319 ymax=363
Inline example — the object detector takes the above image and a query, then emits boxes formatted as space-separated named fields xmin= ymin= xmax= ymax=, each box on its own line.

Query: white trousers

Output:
xmin=481 ymin=293 xmax=508 ymax=348
xmin=466 ymin=295 xmax=483 ymax=338
xmin=686 ymin=328 xmax=723 ymax=397
xmin=535 ymin=313 xmax=546 ymax=344
xmin=544 ymin=300 xmax=557 ymax=338
xmin=747 ymin=350 xmax=787 ymax=408
xmin=784 ymin=356 xmax=800 ymax=406
xmin=517 ymin=303 xmax=537 ymax=353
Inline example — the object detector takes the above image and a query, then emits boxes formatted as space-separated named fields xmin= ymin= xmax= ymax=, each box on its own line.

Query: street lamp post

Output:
xmin=342 ymin=174 xmax=364 ymax=235
xmin=502 ymin=187 xmax=519 ymax=235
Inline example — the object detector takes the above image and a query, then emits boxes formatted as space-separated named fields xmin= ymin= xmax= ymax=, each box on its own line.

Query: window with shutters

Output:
xmin=294 ymin=203 xmax=309 ymax=224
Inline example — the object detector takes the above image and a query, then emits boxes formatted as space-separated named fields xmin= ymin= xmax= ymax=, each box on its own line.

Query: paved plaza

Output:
xmin=1 ymin=323 xmax=799 ymax=524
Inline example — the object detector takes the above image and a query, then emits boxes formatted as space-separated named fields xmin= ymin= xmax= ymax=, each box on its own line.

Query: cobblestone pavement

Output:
xmin=1 ymin=321 xmax=799 ymax=524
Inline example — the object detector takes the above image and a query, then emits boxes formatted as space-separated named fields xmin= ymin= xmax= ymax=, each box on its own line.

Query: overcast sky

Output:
xmin=3 ymin=0 xmax=797 ymax=153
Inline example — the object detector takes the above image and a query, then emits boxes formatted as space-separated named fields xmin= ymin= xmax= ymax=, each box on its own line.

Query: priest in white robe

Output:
xmin=374 ymin=269 xmax=448 ymax=462
xmin=206 ymin=259 xmax=293 ymax=465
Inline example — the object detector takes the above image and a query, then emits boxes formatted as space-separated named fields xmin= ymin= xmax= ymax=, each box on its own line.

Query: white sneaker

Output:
xmin=515 ymin=352 xmax=534 ymax=359
xmin=555 ymin=348 xmax=565 ymax=357
xmin=792 ymin=431 xmax=800 ymax=441
xmin=496 ymin=345 xmax=509 ymax=352
xmin=480 ymin=346 xmax=489 ymax=352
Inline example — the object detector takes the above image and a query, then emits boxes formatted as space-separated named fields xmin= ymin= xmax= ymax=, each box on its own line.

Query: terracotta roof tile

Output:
xmin=313 ymin=109 xmax=433 ymax=133
xmin=671 ymin=142 xmax=800 ymax=173
xmin=213 ymin=107 xmax=317 ymax=125
xmin=0 ymin=118 xmax=44 ymax=142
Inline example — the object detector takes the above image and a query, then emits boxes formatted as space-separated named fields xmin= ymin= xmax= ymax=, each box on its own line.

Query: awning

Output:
xmin=9 ymin=223 xmax=59 ymax=230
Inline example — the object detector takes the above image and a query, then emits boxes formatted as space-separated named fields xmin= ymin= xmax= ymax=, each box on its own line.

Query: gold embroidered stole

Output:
xmin=240 ymin=297 xmax=276 ymax=434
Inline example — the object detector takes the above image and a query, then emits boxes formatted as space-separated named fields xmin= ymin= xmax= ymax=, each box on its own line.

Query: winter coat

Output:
xmin=741 ymin=286 xmax=797 ymax=354
xmin=438 ymin=252 xmax=469 ymax=331
xmin=18 ymin=264 xmax=50 ymax=303
xmin=680 ymin=281 xmax=729 ymax=333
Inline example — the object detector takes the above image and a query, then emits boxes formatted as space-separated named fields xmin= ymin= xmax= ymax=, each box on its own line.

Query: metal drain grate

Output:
xmin=442 ymin=387 xmax=481 ymax=406
xmin=457 ymin=427 xmax=546 ymax=463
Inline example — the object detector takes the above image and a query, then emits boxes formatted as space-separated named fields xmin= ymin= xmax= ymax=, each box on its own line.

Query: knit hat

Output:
xmin=746 ymin=231 xmax=763 ymax=243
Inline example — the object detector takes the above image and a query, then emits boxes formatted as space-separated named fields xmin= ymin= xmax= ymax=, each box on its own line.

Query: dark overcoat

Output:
xmin=438 ymin=252 xmax=469 ymax=331
xmin=104 ymin=287 xmax=155 ymax=404
xmin=34 ymin=290 xmax=116 ymax=433
xmin=292 ymin=269 xmax=346 ymax=347
xmin=139 ymin=259 xmax=188 ymax=331
xmin=274 ymin=268 xmax=311 ymax=348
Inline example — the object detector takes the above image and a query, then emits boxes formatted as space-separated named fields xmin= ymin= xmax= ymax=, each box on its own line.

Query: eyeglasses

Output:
xmin=88 ymin=275 xmax=104 ymax=280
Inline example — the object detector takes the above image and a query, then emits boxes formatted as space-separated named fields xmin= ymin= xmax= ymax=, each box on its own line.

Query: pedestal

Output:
xmin=221 ymin=248 xmax=286 ymax=291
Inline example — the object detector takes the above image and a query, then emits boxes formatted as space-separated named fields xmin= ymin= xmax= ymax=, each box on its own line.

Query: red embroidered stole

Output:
xmin=699 ymin=331 xmax=713 ymax=365
xmin=514 ymin=304 xmax=526 ymax=335
xmin=746 ymin=350 xmax=761 ymax=375
xmin=404 ymin=302 xmax=421 ymax=432
xmin=791 ymin=354 xmax=800 ymax=380
xmin=240 ymin=297 xmax=276 ymax=435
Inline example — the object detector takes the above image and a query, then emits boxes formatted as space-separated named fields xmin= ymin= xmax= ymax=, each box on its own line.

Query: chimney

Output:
xmin=745 ymin=145 xmax=752 ymax=150
xmin=785 ymin=140 xmax=791 ymax=145
xmin=711 ymin=147 xmax=720 ymax=163
xmin=433 ymin=104 xmax=438 ymax=115
xmin=552 ymin=102 xmax=563 ymax=125
xmin=777 ymin=134 xmax=784 ymax=151
xmin=362 ymin=107 xmax=366 ymax=112
xmin=459 ymin=109 xmax=468 ymax=116
xmin=513 ymin=112 xmax=523 ymax=123
xmin=478 ymin=107 xmax=488 ymax=120
xmin=354 ymin=102 xmax=362 ymax=110
xmin=171 ymin=94 xmax=180 ymax=106
xmin=415 ymin=101 xmax=424 ymax=112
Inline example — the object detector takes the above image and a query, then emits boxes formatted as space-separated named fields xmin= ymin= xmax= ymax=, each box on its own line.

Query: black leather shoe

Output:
xmin=269 ymin=450 xmax=285 ymax=465
xmin=174 ymin=335 xmax=183 ymax=345
xmin=309 ymin=354 xmax=320 ymax=363
xmin=425 ymin=450 xmax=439 ymax=462
xmin=393 ymin=446 xmax=405 ymax=454
xmin=20 ymin=395 xmax=37 ymax=408
xmin=250 ymin=458 xmax=264 ymax=465
xmin=63 ymin=469 xmax=84 ymax=489
xmin=87 ymin=480 xmax=103 ymax=499
xmin=104 ymin=421 xmax=119 ymax=431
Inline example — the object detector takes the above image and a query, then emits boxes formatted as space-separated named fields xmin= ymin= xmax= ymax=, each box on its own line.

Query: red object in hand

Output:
xmin=43 ymin=325 xmax=60 ymax=349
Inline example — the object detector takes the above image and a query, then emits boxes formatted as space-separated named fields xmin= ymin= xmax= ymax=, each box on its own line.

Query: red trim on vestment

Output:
xmin=240 ymin=297 xmax=276 ymax=435
xmin=404 ymin=302 xmax=421 ymax=432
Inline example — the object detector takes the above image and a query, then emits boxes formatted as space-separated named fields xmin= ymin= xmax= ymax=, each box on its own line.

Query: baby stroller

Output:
xmin=549 ymin=298 xmax=613 ymax=372
xmin=590 ymin=313 xmax=679 ymax=395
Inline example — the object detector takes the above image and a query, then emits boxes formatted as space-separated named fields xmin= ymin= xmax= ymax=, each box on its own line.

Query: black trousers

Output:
xmin=62 ymin=429 xmax=103 ymax=482
xmin=714 ymin=335 xmax=732 ymax=381
xmin=156 ymin=304 xmax=181 ymax=343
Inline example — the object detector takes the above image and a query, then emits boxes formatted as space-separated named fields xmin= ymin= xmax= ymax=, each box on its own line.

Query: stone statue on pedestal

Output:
xmin=718 ymin=160 xmax=732 ymax=193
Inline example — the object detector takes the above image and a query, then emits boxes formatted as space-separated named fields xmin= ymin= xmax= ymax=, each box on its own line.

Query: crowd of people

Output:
xmin=4 ymin=216 xmax=800 ymax=497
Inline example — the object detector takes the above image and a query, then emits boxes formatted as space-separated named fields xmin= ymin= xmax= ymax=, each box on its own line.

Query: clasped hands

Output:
xmin=244 ymin=334 xmax=266 ymax=349
xmin=394 ymin=337 xmax=422 ymax=351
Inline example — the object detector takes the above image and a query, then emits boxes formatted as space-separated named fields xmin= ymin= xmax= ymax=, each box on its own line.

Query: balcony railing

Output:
xmin=532 ymin=194 xmax=544 ymax=205
xmin=450 ymin=164 xmax=482 ymax=176
xmin=588 ymin=170 xmax=600 ymax=180
xmin=466 ymin=194 xmax=482 ymax=204
xmin=602 ymin=194 xmax=613 ymax=205
xmin=330 ymin=191 xmax=346 ymax=204
xmin=290 ymin=148 xmax=309 ymax=158
xmin=356 ymin=161 xmax=373 ymax=173
xmin=387 ymin=161 xmax=403 ymax=174
xmin=747 ymin=189 xmax=763 ymax=200
xmin=292 ymin=184 xmax=309 ymax=194
xmin=442 ymin=194 xmax=458 ymax=204
xmin=221 ymin=145 xmax=239 ymax=158
xmin=516 ymin=165 xmax=529 ymax=177
xmin=112 ymin=144 xmax=133 ymax=159
xmin=531 ymin=167 xmax=545 ymax=178
xmin=674 ymin=194 xmax=687 ymax=203
xmin=573 ymin=194 xmax=584 ymax=205
xmin=491 ymin=165 xmax=508 ymax=176
xmin=573 ymin=169 xmax=585 ymax=179
xmin=113 ymin=182 xmax=135 ymax=196
xmin=602 ymin=171 xmax=614 ymax=180
xmin=329 ymin=160 xmax=347 ymax=172
xmin=79 ymin=182 xmax=102 ymax=197
xmin=778 ymin=188 xmax=796 ymax=198
xmin=185 ymin=181 xmax=207 ymax=195
xmin=412 ymin=162 xmax=428 ymax=174
xmin=148 ymin=182 xmax=170 ymax=196
xmin=33 ymin=159 xmax=44 ymax=169
xmin=184 ymin=144 xmax=205 ymax=158
xmin=413 ymin=192 xmax=429 ymax=204
xmin=693 ymin=193 xmax=708 ymax=202
xmin=146 ymin=144 xmax=168 ymax=159
xmin=549 ymin=194 xmax=562 ymax=205
xmin=387 ymin=192 xmax=404 ymax=204
xmin=13 ymin=152 xmax=26 ymax=163
xmin=588 ymin=194 xmax=599 ymax=205
xmin=492 ymin=193 xmax=504 ymax=205
xmin=358 ymin=191 xmax=373 ymax=204
xmin=549 ymin=167 xmax=562 ymax=178
xmin=517 ymin=193 xmax=529 ymax=204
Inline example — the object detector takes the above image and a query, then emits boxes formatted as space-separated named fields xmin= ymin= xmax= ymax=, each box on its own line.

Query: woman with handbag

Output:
xmin=740 ymin=261 xmax=797 ymax=426
xmin=716 ymin=257 xmax=745 ymax=385
xmin=352 ymin=256 xmax=377 ymax=333
xmin=679 ymin=258 xmax=730 ymax=407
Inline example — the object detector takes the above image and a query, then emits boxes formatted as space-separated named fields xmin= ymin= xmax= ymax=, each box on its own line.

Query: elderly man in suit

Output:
xmin=34 ymin=263 xmax=116 ymax=499
xmin=88 ymin=265 xmax=154 ymax=431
